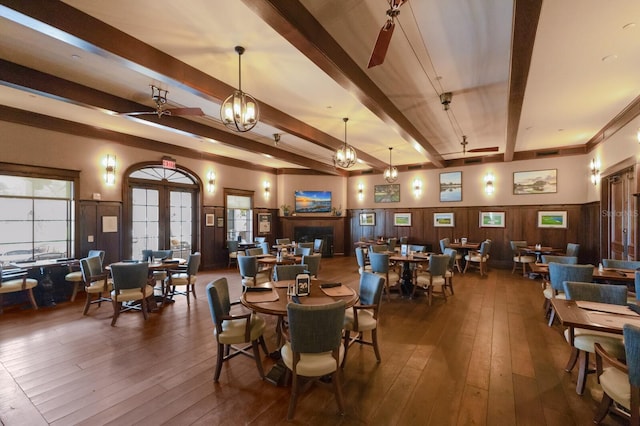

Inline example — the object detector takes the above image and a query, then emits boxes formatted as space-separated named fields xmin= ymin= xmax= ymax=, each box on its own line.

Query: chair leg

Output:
xmin=427 ymin=285 xmax=433 ymax=306
xmin=259 ymin=335 xmax=269 ymax=356
xmin=512 ymin=262 xmax=517 ymax=274
xmin=83 ymin=292 xmax=92 ymax=315
xmin=463 ymin=260 xmax=469 ymax=274
xmin=287 ymin=372 xmax=300 ymax=420
xmin=547 ymin=307 xmax=556 ymax=327
xmin=332 ymin=368 xmax=345 ymax=415
xmin=447 ymin=276 xmax=454 ymax=295
xmin=26 ymin=288 xmax=38 ymax=311
xmin=70 ymin=282 xmax=80 ymax=302
xmin=214 ymin=343 xmax=225 ymax=382
xmin=371 ymin=328 xmax=381 ymax=362
xmin=576 ymin=351 xmax=589 ymax=395
xmin=565 ymin=347 xmax=579 ymax=372
xmin=593 ymin=392 xmax=613 ymax=424
xmin=111 ymin=301 xmax=121 ymax=326
xmin=341 ymin=330 xmax=350 ymax=368
xmin=251 ymin=340 xmax=265 ymax=380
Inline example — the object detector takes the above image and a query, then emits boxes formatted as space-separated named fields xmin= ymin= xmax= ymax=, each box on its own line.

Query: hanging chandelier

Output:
xmin=334 ymin=117 xmax=357 ymax=168
xmin=384 ymin=147 xmax=398 ymax=183
xmin=220 ymin=46 xmax=259 ymax=132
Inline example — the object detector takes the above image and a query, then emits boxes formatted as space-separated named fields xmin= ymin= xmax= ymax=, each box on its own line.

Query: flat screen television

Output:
xmin=294 ymin=190 xmax=332 ymax=213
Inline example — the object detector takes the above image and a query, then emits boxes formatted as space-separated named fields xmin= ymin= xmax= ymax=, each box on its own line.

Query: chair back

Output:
xmin=287 ymin=300 xmax=346 ymax=354
xmin=370 ymin=244 xmax=388 ymax=253
xmin=409 ymin=244 xmax=427 ymax=253
xmin=399 ymin=236 xmax=408 ymax=245
xmin=110 ymin=262 xmax=149 ymax=291
xmin=301 ymin=254 xmax=321 ymax=277
xmin=510 ymin=241 xmax=527 ymax=255
xmin=294 ymin=247 xmax=312 ymax=256
xmin=87 ymin=250 xmax=105 ymax=265
xmin=563 ymin=281 xmax=627 ymax=305
xmin=428 ymin=254 xmax=450 ymax=277
xmin=623 ymin=324 xmax=640 ymax=387
xmin=313 ymin=238 xmax=324 ymax=253
xmin=355 ymin=247 xmax=367 ymax=268
xmin=602 ymin=259 xmax=640 ymax=270
xmin=238 ymin=255 xmax=258 ymax=278
xmin=298 ymin=242 xmax=314 ymax=250
xmin=206 ymin=278 xmax=231 ymax=327
xmin=542 ymin=255 xmax=577 ymax=264
xmin=439 ymin=238 xmax=450 ymax=254
xmin=478 ymin=241 xmax=490 ymax=257
xmin=566 ymin=243 xmax=580 ymax=257
xmin=226 ymin=240 xmax=239 ymax=253
xmin=387 ymin=238 xmax=398 ymax=252
xmin=636 ymin=271 xmax=640 ymax=301
xmin=254 ymin=237 xmax=266 ymax=243
xmin=369 ymin=252 xmax=390 ymax=274
xmin=259 ymin=242 xmax=270 ymax=255
xmin=443 ymin=248 xmax=457 ymax=270
xmin=276 ymin=238 xmax=291 ymax=245
xmin=245 ymin=247 xmax=263 ymax=257
xmin=141 ymin=249 xmax=153 ymax=262
xmin=548 ymin=263 xmax=594 ymax=292
xmin=185 ymin=252 xmax=201 ymax=275
xmin=80 ymin=255 xmax=104 ymax=282
xmin=274 ymin=264 xmax=309 ymax=281
xmin=359 ymin=272 xmax=384 ymax=307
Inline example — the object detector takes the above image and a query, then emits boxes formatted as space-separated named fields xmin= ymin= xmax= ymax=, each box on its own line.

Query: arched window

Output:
xmin=124 ymin=164 xmax=200 ymax=260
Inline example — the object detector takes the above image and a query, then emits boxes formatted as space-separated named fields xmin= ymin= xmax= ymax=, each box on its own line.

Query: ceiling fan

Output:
xmin=367 ymin=0 xmax=407 ymax=69
xmin=120 ymin=85 xmax=205 ymax=118
xmin=442 ymin=136 xmax=500 ymax=156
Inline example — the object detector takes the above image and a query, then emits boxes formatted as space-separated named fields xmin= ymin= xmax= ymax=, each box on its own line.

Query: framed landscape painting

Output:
xmin=359 ymin=212 xmax=375 ymax=226
xmin=374 ymin=184 xmax=400 ymax=203
xmin=479 ymin=211 xmax=505 ymax=228
xmin=513 ymin=169 xmax=557 ymax=194
xmin=434 ymin=212 xmax=455 ymax=227
xmin=394 ymin=213 xmax=412 ymax=227
xmin=440 ymin=171 xmax=462 ymax=202
xmin=537 ymin=211 xmax=567 ymax=228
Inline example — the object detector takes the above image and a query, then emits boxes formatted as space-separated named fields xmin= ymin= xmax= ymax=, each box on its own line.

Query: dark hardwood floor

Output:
xmin=0 ymin=256 xmax=627 ymax=425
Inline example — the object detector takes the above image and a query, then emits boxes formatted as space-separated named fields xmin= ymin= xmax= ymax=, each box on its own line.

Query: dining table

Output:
xmin=241 ymin=278 xmax=359 ymax=385
xmin=389 ymin=252 xmax=431 ymax=296
xmin=530 ymin=263 xmax=636 ymax=284
xmin=525 ymin=245 xmax=563 ymax=262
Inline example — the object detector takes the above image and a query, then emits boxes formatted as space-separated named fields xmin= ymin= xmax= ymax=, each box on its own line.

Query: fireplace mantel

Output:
xmin=279 ymin=216 xmax=346 ymax=255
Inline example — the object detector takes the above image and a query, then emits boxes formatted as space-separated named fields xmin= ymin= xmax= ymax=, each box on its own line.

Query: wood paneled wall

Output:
xmin=78 ymin=201 xmax=122 ymax=266
xmin=348 ymin=203 xmax=602 ymax=267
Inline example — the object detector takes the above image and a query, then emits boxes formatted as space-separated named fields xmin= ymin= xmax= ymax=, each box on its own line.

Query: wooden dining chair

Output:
xmin=164 ymin=252 xmax=201 ymax=306
xmin=238 ymin=255 xmax=271 ymax=287
xmin=79 ymin=255 xmax=112 ymax=315
xmin=109 ymin=262 xmax=154 ymax=326
xmin=206 ymin=277 xmax=268 ymax=383
xmin=544 ymin=263 xmax=593 ymax=326
xmin=0 ymin=265 xmax=38 ymax=314
xmin=414 ymin=254 xmax=449 ymax=304
xmin=66 ymin=249 xmax=104 ymax=302
xmin=369 ymin=252 xmax=400 ymax=301
xmin=281 ymin=300 xmax=346 ymax=420
xmin=510 ymin=241 xmax=535 ymax=276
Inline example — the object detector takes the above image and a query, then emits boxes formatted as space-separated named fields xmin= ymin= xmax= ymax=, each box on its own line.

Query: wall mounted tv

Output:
xmin=294 ymin=190 xmax=332 ymax=213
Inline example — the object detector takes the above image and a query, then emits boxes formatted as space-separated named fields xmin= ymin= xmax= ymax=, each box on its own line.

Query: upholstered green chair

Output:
xmin=541 ymin=255 xmax=578 ymax=264
xmin=254 ymin=236 xmax=266 ymax=243
xmin=415 ymin=254 xmax=449 ymax=305
xmin=443 ymin=248 xmax=457 ymax=295
xmin=245 ymin=247 xmax=263 ymax=257
xmin=281 ymin=300 xmax=346 ymax=420
xmin=298 ymin=242 xmax=314 ymax=251
xmin=562 ymin=281 xmax=627 ymax=395
xmin=226 ymin=240 xmax=239 ymax=268
xmin=276 ymin=238 xmax=291 ymax=245
xmin=293 ymin=246 xmax=312 ymax=256
xmin=0 ymin=265 xmax=38 ymax=314
xmin=259 ymin=242 xmax=270 ymax=255
xmin=463 ymin=240 xmax=491 ymax=276
xmin=206 ymin=277 xmax=268 ymax=383
xmin=164 ymin=252 xmax=201 ymax=306
xmin=602 ymin=258 xmax=640 ymax=270
xmin=273 ymin=264 xmax=309 ymax=281
xmin=313 ymin=238 xmax=324 ymax=255
xmin=510 ymin=241 xmax=535 ymax=276
xmin=343 ymin=272 xmax=384 ymax=368
xmin=109 ymin=262 xmax=154 ymax=326
xmin=565 ymin=243 xmax=580 ymax=257
xmin=301 ymin=254 xmax=321 ymax=278
xmin=387 ymin=237 xmax=398 ymax=253
xmin=238 ymin=255 xmax=271 ymax=287
xmin=369 ymin=252 xmax=400 ymax=300
xmin=66 ymin=249 xmax=104 ymax=302
xmin=544 ymin=263 xmax=593 ymax=326
xmin=594 ymin=323 xmax=640 ymax=425
xmin=355 ymin=247 xmax=372 ymax=275
xmin=79 ymin=255 xmax=112 ymax=315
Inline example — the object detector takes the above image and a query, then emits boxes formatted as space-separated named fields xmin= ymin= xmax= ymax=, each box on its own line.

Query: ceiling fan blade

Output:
xmin=121 ymin=111 xmax=157 ymax=116
xmin=468 ymin=146 xmax=499 ymax=153
xmin=367 ymin=20 xmax=395 ymax=68
xmin=165 ymin=107 xmax=205 ymax=116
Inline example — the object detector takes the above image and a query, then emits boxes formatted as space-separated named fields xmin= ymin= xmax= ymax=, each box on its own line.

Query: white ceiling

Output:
xmin=0 ymin=0 xmax=638 ymax=174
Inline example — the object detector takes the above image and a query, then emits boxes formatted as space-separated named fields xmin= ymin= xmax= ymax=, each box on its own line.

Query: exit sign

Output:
xmin=162 ymin=157 xmax=176 ymax=169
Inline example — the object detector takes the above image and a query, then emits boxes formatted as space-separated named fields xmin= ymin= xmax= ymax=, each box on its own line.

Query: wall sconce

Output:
xmin=413 ymin=179 xmax=422 ymax=198
xmin=590 ymin=158 xmax=600 ymax=185
xmin=207 ymin=171 xmax=216 ymax=193
xmin=264 ymin=181 xmax=270 ymax=198
xmin=357 ymin=183 xmax=364 ymax=201
xmin=103 ymin=155 xmax=116 ymax=185
xmin=484 ymin=172 xmax=495 ymax=195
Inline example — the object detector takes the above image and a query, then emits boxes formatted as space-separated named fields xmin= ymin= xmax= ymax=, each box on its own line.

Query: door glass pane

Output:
xmin=226 ymin=195 xmax=252 ymax=243
xmin=131 ymin=187 xmax=159 ymax=258
xmin=170 ymin=190 xmax=192 ymax=259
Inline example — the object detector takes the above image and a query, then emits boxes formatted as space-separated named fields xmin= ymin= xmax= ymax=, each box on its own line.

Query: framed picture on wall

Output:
xmin=374 ymin=184 xmax=400 ymax=203
xmin=359 ymin=212 xmax=375 ymax=226
xmin=258 ymin=212 xmax=272 ymax=234
xmin=513 ymin=169 xmax=557 ymax=194
xmin=433 ymin=212 xmax=455 ymax=227
xmin=537 ymin=211 xmax=567 ymax=228
xmin=394 ymin=213 xmax=412 ymax=226
xmin=439 ymin=171 xmax=462 ymax=202
xmin=479 ymin=211 xmax=505 ymax=228
xmin=205 ymin=213 xmax=215 ymax=227
xmin=217 ymin=216 xmax=224 ymax=228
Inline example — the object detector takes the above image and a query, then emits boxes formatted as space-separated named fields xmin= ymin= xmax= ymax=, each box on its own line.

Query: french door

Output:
xmin=607 ymin=168 xmax=636 ymax=260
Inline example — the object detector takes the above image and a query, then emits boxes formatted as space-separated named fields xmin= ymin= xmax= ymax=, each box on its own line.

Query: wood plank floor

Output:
xmin=0 ymin=256 xmax=627 ymax=425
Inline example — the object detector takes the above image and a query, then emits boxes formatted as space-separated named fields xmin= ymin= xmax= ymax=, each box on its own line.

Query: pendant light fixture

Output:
xmin=334 ymin=117 xmax=357 ymax=168
xmin=220 ymin=46 xmax=259 ymax=132
xmin=384 ymin=147 xmax=398 ymax=183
